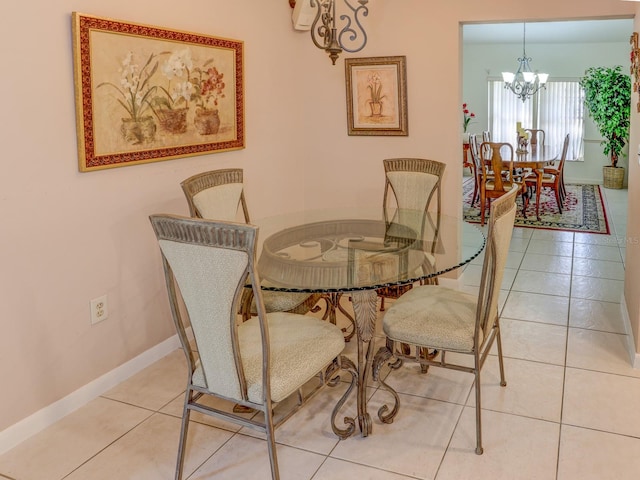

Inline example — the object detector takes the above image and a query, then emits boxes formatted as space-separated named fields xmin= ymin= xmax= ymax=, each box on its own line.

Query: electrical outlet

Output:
xmin=90 ymin=295 xmax=108 ymax=325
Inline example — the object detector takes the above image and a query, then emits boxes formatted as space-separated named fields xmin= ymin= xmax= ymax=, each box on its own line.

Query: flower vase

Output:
xmin=157 ymin=108 xmax=188 ymax=134
xmin=369 ymin=101 xmax=382 ymax=117
xmin=462 ymin=132 xmax=470 ymax=144
xmin=120 ymin=116 xmax=156 ymax=145
xmin=194 ymin=108 xmax=220 ymax=135
xmin=516 ymin=135 xmax=529 ymax=154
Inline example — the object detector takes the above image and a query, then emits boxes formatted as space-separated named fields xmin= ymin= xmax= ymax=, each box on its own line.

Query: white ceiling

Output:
xmin=463 ymin=18 xmax=634 ymax=45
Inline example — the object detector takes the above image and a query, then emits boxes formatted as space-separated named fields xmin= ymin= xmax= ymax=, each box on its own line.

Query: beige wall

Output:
xmin=1 ymin=0 xmax=635 ymax=439
xmin=626 ymin=6 xmax=640 ymax=354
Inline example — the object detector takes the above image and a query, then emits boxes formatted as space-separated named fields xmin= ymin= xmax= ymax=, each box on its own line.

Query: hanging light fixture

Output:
xmin=502 ymin=23 xmax=549 ymax=102
xmin=291 ymin=0 xmax=369 ymax=65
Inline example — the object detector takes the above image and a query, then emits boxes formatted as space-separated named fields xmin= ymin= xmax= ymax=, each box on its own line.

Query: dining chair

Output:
xmin=468 ymin=134 xmax=491 ymax=207
xmin=372 ymin=185 xmax=518 ymax=455
xmin=477 ymin=141 xmax=526 ymax=226
xmin=181 ymin=169 xmax=324 ymax=321
xmin=524 ymin=128 xmax=545 ymax=146
xmin=525 ymin=133 xmax=570 ymax=213
xmin=481 ymin=130 xmax=492 ymax=158
xmin=379 ymin=158 xmax=446 ymax=309
xmin=149 ymin=214 xmax=356 ymax=480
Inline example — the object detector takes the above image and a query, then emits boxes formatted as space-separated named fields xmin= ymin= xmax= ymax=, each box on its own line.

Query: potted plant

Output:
xmin=579 ymin=65 xmax=631 ymax=189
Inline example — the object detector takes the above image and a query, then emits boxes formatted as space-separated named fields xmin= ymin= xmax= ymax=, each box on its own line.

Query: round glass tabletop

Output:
xmin=253 ymin=207 xmax=485 ymax=293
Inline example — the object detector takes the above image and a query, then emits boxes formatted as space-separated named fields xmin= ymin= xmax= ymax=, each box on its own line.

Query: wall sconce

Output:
xmin=290 ymin=0 xmax=369 ymax=65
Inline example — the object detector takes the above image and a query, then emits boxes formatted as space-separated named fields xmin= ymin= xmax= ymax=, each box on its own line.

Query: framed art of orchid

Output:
xmin=344 ymin=56 xmax=408 ymax=136
xmin=72 ymin=12 xmax=244 ymax=172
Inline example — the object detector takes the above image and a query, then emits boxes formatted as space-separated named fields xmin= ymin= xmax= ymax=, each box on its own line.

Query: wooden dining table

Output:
xmin=485 ymin=144 xmax=558 ymax=220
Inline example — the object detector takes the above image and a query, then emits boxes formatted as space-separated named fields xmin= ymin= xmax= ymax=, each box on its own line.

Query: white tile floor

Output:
xmin=0 ymin=188 xmax=634 ymax=480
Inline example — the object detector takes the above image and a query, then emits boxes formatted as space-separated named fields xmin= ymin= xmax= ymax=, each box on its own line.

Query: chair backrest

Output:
xmin=482 ymin=131 xmax=491 ymax=143
xmin=479 ymin=142 xmax=514 ymax=192
xmin=525 ymin=128 xmax=545 ymax=146
xmin=557 ymin=133 xmax=570 ymax=172
xmin=476 ymin=186 xmax=517 ymax=346
xmin=468 ymin=134 xmax=483 ymax=176
xmin=181 ymin=169 xmax=250 ymax=222
xmin=383 ymin=158 xmax=446 ymax=219
xmin=150 ymin=214 xmax=269 ymax=404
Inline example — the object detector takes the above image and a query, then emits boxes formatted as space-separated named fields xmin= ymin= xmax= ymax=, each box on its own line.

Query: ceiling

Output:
xmin=463 ymin=18 xmax=634 ymax=45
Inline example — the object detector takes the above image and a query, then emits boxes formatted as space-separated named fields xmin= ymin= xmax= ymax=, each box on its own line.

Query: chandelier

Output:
xmin=501 ymin=23 xmax=549 ymax=102
xmin=291 ymin=0 xmax=369 ymax=65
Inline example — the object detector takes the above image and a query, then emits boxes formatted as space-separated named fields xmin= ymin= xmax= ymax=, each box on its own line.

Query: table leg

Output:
xmin=348 ymin=289 xmax=379 ymax=437
xmin=535 ymin=169 xmax=543 ymax=220
xmin=322 ymin=293 xmax=356 ymax=342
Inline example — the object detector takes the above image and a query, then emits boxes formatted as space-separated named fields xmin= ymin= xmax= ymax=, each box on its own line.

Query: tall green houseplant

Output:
xmin=579 ymin=66 xmax=631 ymax=187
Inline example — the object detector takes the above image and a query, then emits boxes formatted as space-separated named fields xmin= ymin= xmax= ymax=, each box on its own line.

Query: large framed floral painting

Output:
xmin=344 ymin=56 xmax=408 ymax=136
xmin=72 ymin=12 xmax=244 ymax=172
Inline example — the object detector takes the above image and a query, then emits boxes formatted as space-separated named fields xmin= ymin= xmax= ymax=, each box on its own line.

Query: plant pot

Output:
xmin=194 ymin=108 xmax=220 ymax=135
xmin=120 ymin=116 xmax=156 ymax=144
xmin=603 ymin=166 xmax=625 ymax=189
xmin=369 ymin=101 xmax=382 ymax=116
xmin=157 ymin=108 xmax=188 ymax=134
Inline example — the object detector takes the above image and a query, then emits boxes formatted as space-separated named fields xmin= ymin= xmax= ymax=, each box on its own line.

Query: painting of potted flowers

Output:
xmin=72 ymin=12 xmax=244 ymax=172
xmin=96 ymin=51 xmax=160 ymax=144
xmin=345 ymin=56 xmax=408 ymax=136
xmin=191 ymin=61 xmax=226 ymax=135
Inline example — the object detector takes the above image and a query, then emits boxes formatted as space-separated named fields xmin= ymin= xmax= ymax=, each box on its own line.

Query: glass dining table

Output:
xmin=252 ymin=207 xmax=485 ymax=438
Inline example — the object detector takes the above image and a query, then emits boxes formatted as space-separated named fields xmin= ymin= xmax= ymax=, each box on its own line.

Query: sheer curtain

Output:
xmin=538 ymin=81 xmax=584 ymax=160
xmin=489 ymin=79 xmax=584 ymax=160
xmin=489 ymin=81 xmax=533 ymax=146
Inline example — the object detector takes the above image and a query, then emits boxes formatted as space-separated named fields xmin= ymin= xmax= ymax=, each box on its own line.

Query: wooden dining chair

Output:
xmin=481 ymin=131 xmax=492 ymax=159
xmin=468 ymin=134 xmax=490 ymax=207
xmin=524 ymin=134 xmax=570 ymax=213
xmin=477 ymin=142 xmax=526 ymax=226
xmin=372 ymin=186 xmax=518 ymax=455
xmin=524 ymin=128 xmax=545 ymax=146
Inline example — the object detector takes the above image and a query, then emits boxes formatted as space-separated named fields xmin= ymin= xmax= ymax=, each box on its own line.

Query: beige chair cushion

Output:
xmin=382 ymin=285 xmax=482 ymax=352
xmin=250 ymin=289 xmax=314 ymax=314
xmin=193 ymin=183 xmax=243 ymax=221
xmin=193 ymin=312 xmax=345 ymax=403
xmin=387 ymin=171 xmax=438 ymax=211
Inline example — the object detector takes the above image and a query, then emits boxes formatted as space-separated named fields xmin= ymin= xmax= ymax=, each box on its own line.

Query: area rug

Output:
xmin=463 ymin=179 xmax=610 ymax=234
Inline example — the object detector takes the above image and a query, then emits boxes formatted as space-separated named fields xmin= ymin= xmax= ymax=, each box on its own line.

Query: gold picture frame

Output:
xmin=631 ymin=32 xmax=640 ymax=113
xmin=345 ymin=56 xmax=408 ymax=136
xmin=72 ymin=12 xmax=244 ymax=172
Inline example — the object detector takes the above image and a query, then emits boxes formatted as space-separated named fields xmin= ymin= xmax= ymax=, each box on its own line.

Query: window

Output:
xmin=488 ymin=79 xmax=584 ymax=160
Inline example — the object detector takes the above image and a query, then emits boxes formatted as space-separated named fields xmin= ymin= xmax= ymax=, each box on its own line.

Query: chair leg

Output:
xmin=494 ymin=321 xmax=507 ymax=388
xmin=554 ymin=188 xmax=563 ymax=214
xmin=474 ymin=367 xmax=483 ymax=455
xmin=471 ymin=178 xmax=479 ymax=207
xmin=175 ymin=393 xmax=192 ymax=480
xmin=265 ymin=408 xmax=281 ymax=480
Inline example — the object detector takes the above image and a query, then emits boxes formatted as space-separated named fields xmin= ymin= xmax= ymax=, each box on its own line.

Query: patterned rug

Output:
xmin=463 ymin=179 xmax=610 ymax=234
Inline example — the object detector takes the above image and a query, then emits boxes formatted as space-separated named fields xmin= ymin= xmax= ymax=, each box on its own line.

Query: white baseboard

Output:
xmin=620 ymin=292 xmax=640 ymax=369
xmin=0 ymin=335 xmax=180 ymax=455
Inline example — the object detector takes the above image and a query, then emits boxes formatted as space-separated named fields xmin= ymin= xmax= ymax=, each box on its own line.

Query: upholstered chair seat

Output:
xmin=382 ymin=286 xmax=484 ymax=352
